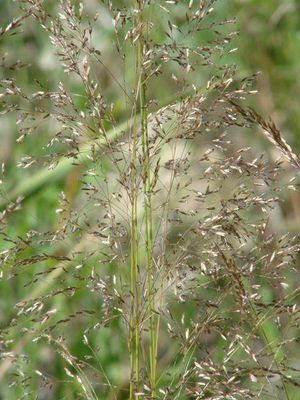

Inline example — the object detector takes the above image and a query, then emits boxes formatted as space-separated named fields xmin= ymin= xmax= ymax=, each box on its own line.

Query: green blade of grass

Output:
xmin=0 ymin=89 xmax=193 ymax=211
xmin=0 ymin=118 xmax=132 ymax=210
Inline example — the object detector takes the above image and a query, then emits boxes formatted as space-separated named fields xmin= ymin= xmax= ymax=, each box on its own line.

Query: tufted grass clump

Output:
xmin=0 ymin=1 xmax=300 ymax=399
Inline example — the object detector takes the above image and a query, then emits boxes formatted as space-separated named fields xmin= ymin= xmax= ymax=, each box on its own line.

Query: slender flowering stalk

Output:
xmin=129 ymin=8 xmax=141 ymax=396
xmin=137 ymin=5 xmax=158 ymax=398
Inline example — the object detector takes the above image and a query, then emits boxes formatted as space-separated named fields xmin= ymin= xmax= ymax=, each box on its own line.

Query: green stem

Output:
xmin=129 ymin=4 xmax=144 ymax=398
xmin=137 ymin=5 xmax=158 ymax=399
xmin=129 ymin=79 xmax=140 ymax=400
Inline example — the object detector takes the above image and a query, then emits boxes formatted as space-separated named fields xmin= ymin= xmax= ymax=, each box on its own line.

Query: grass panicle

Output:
xmin=0 ymin=1 xmax=300 ymax=399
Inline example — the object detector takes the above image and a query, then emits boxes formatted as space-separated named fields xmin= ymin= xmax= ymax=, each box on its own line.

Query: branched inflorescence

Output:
xmin=0 ymin=1 xmax=299 ymax=399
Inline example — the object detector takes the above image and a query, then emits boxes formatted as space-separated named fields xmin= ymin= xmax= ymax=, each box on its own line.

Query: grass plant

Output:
xmin=1 ymin=1 xmax=300 ymax=399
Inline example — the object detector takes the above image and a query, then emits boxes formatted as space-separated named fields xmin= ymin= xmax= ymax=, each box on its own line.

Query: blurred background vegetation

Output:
xmin=0 ymin=0 xmax=300 ymax=399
